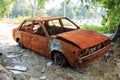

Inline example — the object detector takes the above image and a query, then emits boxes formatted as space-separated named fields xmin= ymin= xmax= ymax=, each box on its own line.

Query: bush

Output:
xmin=82 ymin=24 xmax=109 ymax=34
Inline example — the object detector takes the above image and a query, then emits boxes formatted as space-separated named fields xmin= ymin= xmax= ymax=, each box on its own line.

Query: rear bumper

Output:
xmin=77 ymin=44 xmax=111 ymax=66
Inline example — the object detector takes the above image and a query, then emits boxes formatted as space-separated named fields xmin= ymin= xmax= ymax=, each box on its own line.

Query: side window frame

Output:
xmin=61 ymin=18 xmax=80 ymax=29
xmin=19 ymin=20 xmax=33 ymax=33
xmin=31 ymin=21 xmax=49 ymax=37
xmin=40 ymin=21 xmax=49 ymax=37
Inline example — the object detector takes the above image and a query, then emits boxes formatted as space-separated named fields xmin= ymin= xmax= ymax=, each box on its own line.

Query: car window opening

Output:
xmin=20 ymin=21 xmax=33 ymax=33
xmin=32 ymin=22 xmax=45 ymax=36
xmin=44 ymin=19 xmax=78 ymax=36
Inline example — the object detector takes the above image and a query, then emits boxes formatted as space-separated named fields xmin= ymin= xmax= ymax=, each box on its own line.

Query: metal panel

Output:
xmin=21 ymin=31 xmax=31 ymax=49
xmin=31 ymin=34 xmax=49 ymax=56
xmin=58 ymin=29 xmax=109 ymax=49
xmin=77 ymin=44 xmax=111 ymax=66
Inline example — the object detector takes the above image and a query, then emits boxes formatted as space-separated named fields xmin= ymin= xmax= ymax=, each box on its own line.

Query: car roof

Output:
xmin=25 ymin=16 xmax=66 ymax=22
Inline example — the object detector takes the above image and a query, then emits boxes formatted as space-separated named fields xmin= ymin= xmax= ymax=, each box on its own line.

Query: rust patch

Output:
xmin=78 ymin=44 xmax=111 ymax=66
xmin=58 ymin=29 xmax=109 ymax=49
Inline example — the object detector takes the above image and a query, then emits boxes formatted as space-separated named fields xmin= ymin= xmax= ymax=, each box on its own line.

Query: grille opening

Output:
xmin=80 ymin=40 xmax=110 ymax=57
xmin=103 ymin=40 xmax=110 ymax=46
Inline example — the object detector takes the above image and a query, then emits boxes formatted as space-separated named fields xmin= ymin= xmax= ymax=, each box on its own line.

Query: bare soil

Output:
xmin=0 ymin=23 xmax=120 ymax=80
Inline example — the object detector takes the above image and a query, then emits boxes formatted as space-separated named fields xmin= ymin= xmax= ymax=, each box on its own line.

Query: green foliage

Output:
xmin=0 ymin=0 xmax=118 ymax=34
xmin=10 ymin=1 xmax=31 ymax=18
xmin=92 ymin=0 xmax=120 ymax=32
xmin=46 ymin=1 xmax=74 ymax=19
xmin=46 ymin=1 xmax=90 ymax=19
xmin=38 ymin=0 xmax=48 ymax=8
xmin=8 ymin=0 xmax=49 ymax=18
xmin=0 ymin=0 xmax=13 ymax=18
xmin=67 ymin=0 xmax=119 ymax=33
xmin=82 ymin=24 xmax=109 ymax=34
xmin=66 ymin=0 xmax=70 ymax=4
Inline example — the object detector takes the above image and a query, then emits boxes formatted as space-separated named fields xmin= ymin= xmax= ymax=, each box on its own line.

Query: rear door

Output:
xmin=20 ymin=20 xmax=33 ymax=49
xmin=31 ymin=21 xmax=49 ymax=56
xmin=31 ymin=34 xmax=48 ymax=55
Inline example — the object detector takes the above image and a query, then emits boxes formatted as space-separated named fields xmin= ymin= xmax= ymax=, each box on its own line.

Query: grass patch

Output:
xmin=82 ymin=24 xmax=109 ymax=34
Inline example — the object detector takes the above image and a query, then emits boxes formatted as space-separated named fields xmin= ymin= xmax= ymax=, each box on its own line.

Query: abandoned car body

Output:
xmin=13 ymin=16 xmax=110 ymax=67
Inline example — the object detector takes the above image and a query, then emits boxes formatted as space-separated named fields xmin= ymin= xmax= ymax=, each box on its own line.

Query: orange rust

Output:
xmin=78 ymin=44 xmax=110 ymax=66
xmin=58 ymin=29 xmax=109 ymax=49
xmin=12 ymin=16 xmax=111 ymax=67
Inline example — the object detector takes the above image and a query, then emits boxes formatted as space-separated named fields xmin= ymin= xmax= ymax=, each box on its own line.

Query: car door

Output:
xmin=20 ymin=20 xmax=33 ymax=49
xmin=31 ymin=21 xmax=49 ymax=56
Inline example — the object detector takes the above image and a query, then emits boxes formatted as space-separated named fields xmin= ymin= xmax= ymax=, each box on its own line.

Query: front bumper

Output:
xmin=77 ymin=44 xmax=111 ymax=66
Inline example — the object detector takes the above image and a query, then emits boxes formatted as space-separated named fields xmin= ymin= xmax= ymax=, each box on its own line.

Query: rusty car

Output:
xmin=12 ymin=16 xmax=111 ymax=67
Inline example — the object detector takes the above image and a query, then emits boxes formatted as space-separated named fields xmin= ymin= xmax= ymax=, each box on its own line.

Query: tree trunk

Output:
xmin=112 ymin=24 xmax=120 ymax=42
xmin=64 ymin=0 xmax=66 ymax=17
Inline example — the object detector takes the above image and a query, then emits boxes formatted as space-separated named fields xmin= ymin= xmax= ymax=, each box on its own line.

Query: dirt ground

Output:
xmin=0 ymin=22 xmax=120 ymax=80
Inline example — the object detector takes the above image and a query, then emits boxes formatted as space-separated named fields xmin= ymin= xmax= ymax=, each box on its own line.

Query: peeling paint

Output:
xmin=49 ymin=39 xmax=62 ymax=51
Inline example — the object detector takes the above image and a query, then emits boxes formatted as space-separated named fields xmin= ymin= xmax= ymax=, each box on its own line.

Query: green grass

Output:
xmin=82 ymin=24 xmax=109 ymax=34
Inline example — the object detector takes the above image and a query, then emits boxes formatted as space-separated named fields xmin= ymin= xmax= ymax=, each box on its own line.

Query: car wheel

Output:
xmin=54 ymin=52 xmax=67 ymax=67
xmin=18 ymin=39 xmax=24 ymax=48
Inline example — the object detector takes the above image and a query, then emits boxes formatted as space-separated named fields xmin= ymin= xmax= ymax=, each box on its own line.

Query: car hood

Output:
xmin=57 ymin=29 xmax=109 ymax=49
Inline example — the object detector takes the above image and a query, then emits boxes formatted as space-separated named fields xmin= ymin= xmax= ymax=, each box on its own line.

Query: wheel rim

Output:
xmin=54 ymin=53 xmax=66 ymax=66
